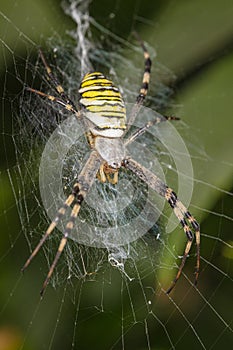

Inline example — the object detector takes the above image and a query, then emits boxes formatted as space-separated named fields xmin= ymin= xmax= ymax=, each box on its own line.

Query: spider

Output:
xmin=22 ymin=38 xmax=200 ymax=296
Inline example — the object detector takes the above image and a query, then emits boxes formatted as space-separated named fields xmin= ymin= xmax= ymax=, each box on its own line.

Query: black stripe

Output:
xmin=82 ymin=74 xmax=105 ymax=80
xmin=65 ymin=226 xmax=73 ymax=235
xmin=186 ymin=230 xmax=193 ymax=241
xmin=80 ymin=87 xmax=119 ymax=93
xmin=137 ymin=94 xmax=146 ymax=102
xmin=85 ymin=102 xmax=125 ymax=108
xmin=145 ymin=58 xmax=151 ymax=71
xmin=142 ymin=82 xmax=148 ymax=90
xmin=94 ymin=125 xmax=125 ymax=130
xmin=77 ymin=194 xmax=84 ymax=205
xmin=180 ymin=219 xmax=186 ymax=227
xmin=87 ymin=109 xmax=125 ymax=114
xmin=57 ymin=213 xmax=63 ymax=220
xmin=89 ymin=115 xmax=125 ymax=119
xmin=81 ymin=82 xmax=113 ymax=88
xmin=69 ymin=215 xmax=76 ymax=223
xmin=145 ymin=67 xmax=151 ymax=73
xmin=185 ymin=212 xmax=200 ymax=230
xmin=72 ymin=185 xmax=80 ymax=195
xmin=191 ymin=220 xmax=199 ymax=231
xmin=80 ymin=95 xmax=122 ymax=101
xmin=91 ymin=114 xmax=125 ymax=119
xmin=180 ymin=219 xmax=193 ymax=240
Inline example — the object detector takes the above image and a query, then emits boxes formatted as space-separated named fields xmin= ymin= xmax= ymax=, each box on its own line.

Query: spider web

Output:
xmin=0 ymin=1 xmax=233 ymax=349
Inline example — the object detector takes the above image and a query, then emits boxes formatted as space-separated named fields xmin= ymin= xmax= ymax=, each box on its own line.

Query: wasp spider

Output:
xmin=22 ymin=38 xmax=200 ymax=296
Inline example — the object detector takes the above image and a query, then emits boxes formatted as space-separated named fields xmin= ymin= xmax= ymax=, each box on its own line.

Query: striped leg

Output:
xmin=165 ymin=188 xmax=200 ymax=293
xmin=122 ymin=158 xmax=200 ymax=294
xmin=21 ymin=188 xmax=78 ymax=272
xmin=133 ymin=32 xmax=152 ymax=105
xmin=125 ymin=115 xmax=179 ymax=146
xmin=125 ymin=33 xmax=152 ymax=132
xmin=26 ymin=87 xmax=81 ymax=117
xmin=40 ymin=198 xmax=82 ymax=296
xmin=22 ymin=151 xmax=102 ymax=296
xmin=39 ymin=49 xmax=77 ymax=109
xmin=27 ymin=50 xmax=82 ymax=118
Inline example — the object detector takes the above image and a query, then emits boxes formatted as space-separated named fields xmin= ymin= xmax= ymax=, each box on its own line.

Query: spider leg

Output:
xmin=122 ymin=157 xmax=200 ymax=294
xmin=26 ymin=87 xmax=81 ymax=117
xmin=21 ymin=191 xmax=77 ymax=272
xmin=22 ymin=150 xmax=102 ymax=296
xmin=39 ymin=49 xmax=77 ymax=109
xmin=27 ymin=50 xmax=81 ymax=117
xmin=125 ymin=115 xmax=179 ymax=146
xmin=40 ymin=201 xmax=81 ymax=296
xmin=133 ymin=32 xmax=152 ymax=104
xmin=125 ymin=33 xmax=152 ymax=133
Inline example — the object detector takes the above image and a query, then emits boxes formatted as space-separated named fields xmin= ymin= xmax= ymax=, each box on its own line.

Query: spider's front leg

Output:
xmin=38 ymin=49 xmax=77 ymax=109
xmin=122 ymin=157 xmax=200 ymax=294
xmin=26 ymin=50 xmax=82 ymax=119
xmin=22 ymin=150 xmax=102 ymax=296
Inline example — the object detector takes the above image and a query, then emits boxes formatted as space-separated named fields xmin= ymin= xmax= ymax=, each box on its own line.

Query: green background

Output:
xmin=0 ymin=0 xmax=233 ymax=349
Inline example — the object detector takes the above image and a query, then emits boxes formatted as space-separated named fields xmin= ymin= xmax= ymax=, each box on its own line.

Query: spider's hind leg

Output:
xmin=21 ymin=188 xmax=78 ymax=273
xmin=39 ymin=150 xmax=102 ymax=296
xmin=22 ymin=151 xmax=102 ymax=296
xmin=169 ymin=192 xmax=201 ymax=286
xmin=162 ymin=187 xmax=200 ymax=293
xmin=40 ymin=199 xmax=82 ymax=296
xmin=165 ymin=188 xmax=200 ymax=293
xmin=122 ymin=157 xmax=200 ymax=294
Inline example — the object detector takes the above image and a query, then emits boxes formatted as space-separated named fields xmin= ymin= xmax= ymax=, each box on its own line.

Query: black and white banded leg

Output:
xmin=125 ymin=33 xmax=152 ymax=131
xmin=27 ymin=50 xmax=82 ymax=118
xmin=22 ymin=151 xmax=102 ymax=296
xmin=39 ymin=49 xmax=77 ymax=109
xmin=125 ymin=115 xmax=180 ymax=146
xmin=122 ymin=157 xmax=200 ymax=294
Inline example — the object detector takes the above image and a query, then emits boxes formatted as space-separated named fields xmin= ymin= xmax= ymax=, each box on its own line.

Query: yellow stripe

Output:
xmin=85 ymin=72 xmax=102 ymax=77
xmin=90 ymin=96 xmax=122 ymax=100
xmin=82 ymin=72 xmax=103 ymax=81
xmin=87 ymin=105 xmax=126 ymax=113
xmin=79 ymin=86 xmax=119 ymax=94
xmin=82 ymin=90 xmax=121 ymax=98
xmin=81 ymin=78 xmax=113 ymax=87
xmin=79 ymin=72 xmax=126 ymax=134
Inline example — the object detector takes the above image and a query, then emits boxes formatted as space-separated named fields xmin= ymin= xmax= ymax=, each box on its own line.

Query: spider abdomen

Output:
xmin=79 ymin=72 xmax=126 ymax=137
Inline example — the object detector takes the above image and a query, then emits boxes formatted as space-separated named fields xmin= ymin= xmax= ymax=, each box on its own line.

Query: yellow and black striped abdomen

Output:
xmin=79 ymin=72 xmax=126 ymax=137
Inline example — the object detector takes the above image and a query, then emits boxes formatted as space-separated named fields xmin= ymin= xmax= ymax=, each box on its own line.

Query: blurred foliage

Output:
xmin=0 ymin=0 xmax=233 ymax=349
